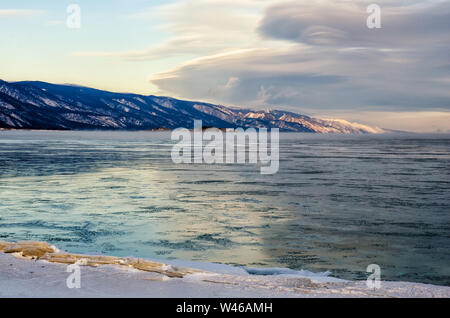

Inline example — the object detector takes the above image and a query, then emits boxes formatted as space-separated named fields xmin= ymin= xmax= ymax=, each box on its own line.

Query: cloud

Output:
xmin=76 ymin=0 xmax=275 ymax=61
xmin=45 ymin=20 xmax=64 ymax=27
xmin=71 ymin=51 xmax=121 ymax=57
xmin=257 ymin=0 xmax=450 ymax=47
xmin=207 ymin=76 xmax=241 ymax=98
xmin=150 ymin=47 xmax=346 ymax=107
xmin=0 ymin=9 xmax=43 ymax=18
xmin=147 ymin=0 xmax=450 ymax=117
xmin=149 ymin=42 xmax=450 ymax=112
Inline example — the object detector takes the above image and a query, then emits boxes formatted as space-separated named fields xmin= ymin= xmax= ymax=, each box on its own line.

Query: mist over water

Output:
xmin=0 ymin=131 xmax=449 ymax=286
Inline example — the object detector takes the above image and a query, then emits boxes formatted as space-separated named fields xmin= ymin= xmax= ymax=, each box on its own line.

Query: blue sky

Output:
xmin=0 ymin=0 xmax=175 ymax=91
xmin=1 ymin=0 xmax=449 ymax=132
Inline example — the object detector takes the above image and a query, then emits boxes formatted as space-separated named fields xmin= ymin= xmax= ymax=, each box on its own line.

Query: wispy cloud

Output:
xmin=71 ymin=51 xmax=122 ymax=58
xmin=74 ymin=0 xmax=279 ymax=61
xmin=0 ymin=9 xmax=44 ymax=18
xmin=45 ymin=20 xmax=63 ymax=27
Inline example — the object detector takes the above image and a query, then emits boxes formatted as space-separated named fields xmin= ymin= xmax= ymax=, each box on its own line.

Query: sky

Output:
xmin=0 ymin=0 xmax=449 ymax=132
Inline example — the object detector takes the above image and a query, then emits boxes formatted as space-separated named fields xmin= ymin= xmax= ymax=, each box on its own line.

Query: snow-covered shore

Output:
xmin=1 ymin=242 xmax=449 ymax=298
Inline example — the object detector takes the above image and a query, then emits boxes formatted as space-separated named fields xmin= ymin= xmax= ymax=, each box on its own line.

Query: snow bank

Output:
xmin=0 ymin=241 xmax=449 ymax=298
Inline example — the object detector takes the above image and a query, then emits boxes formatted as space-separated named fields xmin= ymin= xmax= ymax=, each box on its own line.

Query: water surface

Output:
xmin=0 ymin=130 xmax=449 ymax=285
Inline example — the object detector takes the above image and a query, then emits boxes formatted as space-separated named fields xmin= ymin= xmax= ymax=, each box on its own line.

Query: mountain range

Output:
xmin=0 ymin=79 xmax=384 ymax=133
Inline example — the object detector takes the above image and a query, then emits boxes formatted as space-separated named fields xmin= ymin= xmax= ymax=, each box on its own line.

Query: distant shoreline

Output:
xmin=0 ymin=127 xmax=421 ymax=134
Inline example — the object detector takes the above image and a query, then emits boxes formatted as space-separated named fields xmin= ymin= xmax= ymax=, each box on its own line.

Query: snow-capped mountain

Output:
xmin=0 ymin=80 xmax=384 ymax=133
